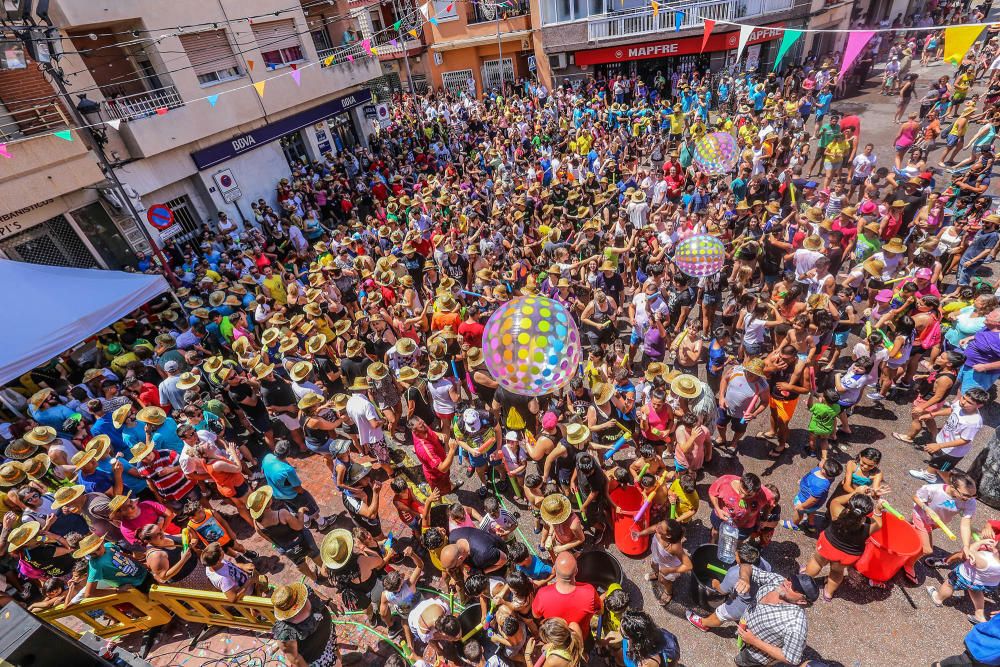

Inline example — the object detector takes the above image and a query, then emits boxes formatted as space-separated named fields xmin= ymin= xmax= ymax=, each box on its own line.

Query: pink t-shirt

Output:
xmin=119 ymin=500 xmax=174 ymax=545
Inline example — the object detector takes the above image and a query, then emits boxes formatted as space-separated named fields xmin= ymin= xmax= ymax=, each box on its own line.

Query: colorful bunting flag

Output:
xmin=362 ymin=39 xmax=372 ymax=54
xmin=394 ymin=20 xmax=402 ymax=30
xmin=409 ymin=29 xmax=419 ymax=38
xmin=106 ymin=118 xmax=121 ymax=131
xmin=772 ymin=28 xmax=802 ymax=71
xmin=700 ymin=19 xmax=715 ymax=53
xmin=155 ymin=108 xmax=168 ymax=115
xmin=347 ymin=54 xmax=354 ymax=63
xmin=446 ymin=3 xmax=453 ymax=10
xmin=207 ymin=94 xmax=219 ymax=107
xmin=736 ymin=24 xmax=754 ymax=62
xmin=247 ymin=59 xmax=254 ymax=72
xmin=253 ymin=80 xmax=266 ymax=98
xmin=429 ymin=17 xmax=438 ymax=25
xmin=371 ymin=47 xmax=379 ymax=55
xmin=943 ymin=25 xmax=985 ymax=65
xmin=838 ymin=30 xmax=874 ymax=80
xmin=419 ymin=1 xmax=431 ymax=19
xmin=390 ymin=38 xmax=398 ymax=46
xmin=290 ymin=63 xmax=297 ymax=70
xmin=0 ymin=144 xmax=10 ymax=159
xmin=54 ymin=130 xmax=73 ymax=141
xmin=651 ymin=1 xmax=658 ymax=18
xmin=674 ymin=10 xmax=684 ymax=31
xmin=291 ymin=69 xmax=301 ymax=85
xmin=324 ymin=55 xmax=334 ymax=66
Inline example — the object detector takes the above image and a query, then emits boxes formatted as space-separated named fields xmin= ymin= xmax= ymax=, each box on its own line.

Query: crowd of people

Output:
xmin=3 ymin=14 xmax=1000 ymax=667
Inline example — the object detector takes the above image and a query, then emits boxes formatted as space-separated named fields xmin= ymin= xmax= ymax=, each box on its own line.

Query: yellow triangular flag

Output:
xmin=371 ymin=47 xmax=378 ymax=55
xmin=409 ymin=29 xmax=418 ymax=38
xmin=651 ymin=0 xmax=658 ymax=17
xmin=324 ymin=55 xmax=334 ymax=66
xmin=253 ymin=80 xmax=266 ymax=97
xmin=943 ymin=25 xmax=986 ymax=65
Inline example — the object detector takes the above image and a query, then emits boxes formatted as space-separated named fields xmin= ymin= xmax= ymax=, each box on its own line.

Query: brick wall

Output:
xmin=0 ymin=60 xmax=68 ymax=137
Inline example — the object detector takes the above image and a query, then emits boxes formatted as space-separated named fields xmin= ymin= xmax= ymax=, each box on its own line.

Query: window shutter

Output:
xmin=251 ymin=19 xmax=301 ymax=52
xmin=179 ymin=30 xmax=239 ymax=76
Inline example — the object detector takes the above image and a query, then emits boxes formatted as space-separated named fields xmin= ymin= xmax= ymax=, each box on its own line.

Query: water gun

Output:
xmin=483 ymin=599 xmax=499 ymax=628
xmin=880 ymin=500 xmax=905 ymax=520
xmin=574 ymin=488 xmax=588 ymax=525
xmin=383 ymin=532 xmax=398 ymax=561
xmin=634 ymin=471 xmax=670 ymax=525
xmin=635 ymin=463 xmax=650 ymax=487
xmin=922 ymin=504 xmax=957 ymax=541
xmin=877 ymin=328 xmax=903 ymax=359
xmin=602 ymin=431 xmax=633 ymax=461
xmin=740 ymin=393 xmax=760 ymax=425
xmin=181 ymin=527 xmax=190 ymax=553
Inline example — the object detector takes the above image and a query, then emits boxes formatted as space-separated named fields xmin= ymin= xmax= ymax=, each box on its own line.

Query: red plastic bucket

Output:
xmin=610 ymin=485 xmax=649 ymax=556
xmin=855 ymin=513 xmax=922 ymax=582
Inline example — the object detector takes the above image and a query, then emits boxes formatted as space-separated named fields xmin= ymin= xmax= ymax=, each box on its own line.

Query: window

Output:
xmin=441 ymin=69 xmax=475 ymax=97
xmin=369 ymin=8 xmax=385 ymax=33
xmin=179 ymin=30 xmax=242 ymax=87
xmin=164 ymin=195 xmax=202 ymax=243
xmin=252 ymin=19 xmax=305 ymax=69
xmin=311 ymin=28 xmax=333 ymax=53
xmin=431 ymin=0 xmax=458 ymax=21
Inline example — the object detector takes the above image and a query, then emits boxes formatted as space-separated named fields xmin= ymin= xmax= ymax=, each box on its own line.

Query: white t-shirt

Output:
xmin=937 ymin=401 xmax=983 ymax=458
xmin=407 ymin=598 xmax=449 ymax=644
xmin=206 ymin=561 xmax=249 ymax=593
xmin=346 ymin=394 xmax=384 ymax=444
xmin=428 ymin=377 xmax=458 ymax=415
xmin=792 ymin=248 xmax=823 ymax=278
xmin=916 ymin=483 xmax=976 ymax=525
xmin=742 ymin=314 xmax=767 ymax=345
xmin=852 ymin=153 xmax=877 ymax=179
xmin=837 ymin=370 xmax=872 ymax=406
xmin=852 ymin=342 xmax=888 ymax=385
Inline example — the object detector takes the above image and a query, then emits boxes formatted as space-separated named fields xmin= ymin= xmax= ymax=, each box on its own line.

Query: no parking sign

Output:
xmin=146 ymin=204 xmax=174 ymax=230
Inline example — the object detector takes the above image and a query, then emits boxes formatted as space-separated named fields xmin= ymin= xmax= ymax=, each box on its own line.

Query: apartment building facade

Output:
xmin=533 ymin=0 xmax=856 ymax=89
xmin=0 ymin=0 xmax=382 ymax=269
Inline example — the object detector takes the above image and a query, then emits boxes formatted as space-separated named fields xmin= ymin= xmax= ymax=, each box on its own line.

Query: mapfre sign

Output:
xmin=575 ymin=23 xmax=784 ymax=66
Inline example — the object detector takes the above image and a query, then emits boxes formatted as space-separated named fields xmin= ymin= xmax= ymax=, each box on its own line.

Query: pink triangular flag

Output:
xmin=347 ymin=54 xmax=354 ymax=63
xmin=253 ymin=80 xmax=266 ymax=97
xmin=0 ymin=143 xmax=10 ymax=159
xmin=291 ymin=69 xmax=301 ymax=85
xmin=362 ymin=38 xmax=372 ymax=54
xmin=838 ymin=30 xmax=875 ymax=81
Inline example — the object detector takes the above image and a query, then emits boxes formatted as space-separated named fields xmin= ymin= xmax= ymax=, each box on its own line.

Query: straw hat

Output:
xmin=4 ymin=438 xmax=37 ymax=461
xmin=466 ymin=347 xmax=485 ymax=368
xmin=427 ymin=360 xmax=449 ymax=381
xmin=566 ymin=424 xmax=591 ymax=445
xmin=71 ymin=449 xmax=98 ymax=470
xmin=107 ymin=491 xmax=132 ymax=515
xmin=394 ymin=338 xmax=417 ymax=357
xmin=23 ymin=426 xmax=57 ymax=447
xmin=246 ymin=486 xmax=275 ymax=519
xmin=262 ymin=328 xmax=282 ymax=348
xmin=85 ymin=434 xmax=111 ymax=460
xmin=862 ymin=257 xmax=885 ymax=277
xmin=346 ymin=339 xmax=365 ymax=356
xmin=51 ymin=484 xmax=85 ymax=510
xmin=23 ymin=453 xmax=52 ymax=480
xmin=72 ymin=534 xmax=105 ymax=559
xmin=883 ymin=237 xmax=906 ymax=254
xmin=289 ymin=361 xmax=313 ymax=383
xmin=863 ymin=221 xmax=881 ymax=235
xmin=297 ymin=392 xmax=325 ymax=412
xmin=540 ymin=494 xmax=572 ymax=525
xmin=438 ymin=294 xmax=459 ymax=312
xmin=272 ymin=582 xmax=310 ymax=621
xmin=176 ymin=372 xmax=201 ymax=391
xmin=305 ymin=334 xmax=328 ymax=355
xmin=129 ymin=440 xmax=156 ymax=464
xmin=278 ymin=336 xmax=299 ymax=354
xmin=6 ymin=521 xmax=39 ymax=552
xmin=348 ymin=376 xmax=371 ymax=391
xmin=209 ymin=291 xmax=226 ymax=308
xmin=743 ymin=357 xmax=766 ymax=377
xmin=805 ymin=207 xmax=824 ymax=223
xmin=253 ymin=363 xmax=276 ymax=380
xmin=592 ymin=382 xmax=614 ymax=406
xmin=644 ymin=362 xmax=666 ymax=383
xmin=367 ymin=362 xmax=389 ymax=381
xmin=765 ymin=201 xmax=781 ymax=215
xmin=334 ymin=320 xmax=352 ymax=337
xmin=331 ymin=393 xmax=349 ymax=411
xmin=0 ymin=462 xmax=25 ymax=488
xmin=224 ymin=294 xmax=242 ymax=307
xmin=320 ymin=528 xmax=354 ymax=570
xmin=670 ymin=374 xmax=702 ymax=400
xmin=136 ymin=406 xmax=167 ymax=426
xmin=802 ymin=235 xmax=823 ymax=252
xmin=232 ymin=337 xmax=252 ymax=357
xmin=397 ymin=366 xmax=419 ymax=383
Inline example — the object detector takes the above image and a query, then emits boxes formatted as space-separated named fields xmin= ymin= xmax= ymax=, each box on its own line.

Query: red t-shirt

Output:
xmin=709 ymin=475 xmax=774 ymax=530
xmin=457 ymin=321 xmax=485 ymax=347
xmin=532 ymin=582 xmax=601 ymax=631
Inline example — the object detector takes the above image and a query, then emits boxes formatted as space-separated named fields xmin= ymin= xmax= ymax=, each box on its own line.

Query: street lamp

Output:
xmin=74 ymin=94 xmax=107 ymax=146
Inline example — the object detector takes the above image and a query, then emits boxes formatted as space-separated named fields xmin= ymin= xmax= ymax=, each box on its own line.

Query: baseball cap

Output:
xmin=163 ymin=360 xmax=180 ymax=373
xmin=462 ymin=408 xmax=482 ymax=433
xmin=791 ymin=573 xmax=820 ymax=603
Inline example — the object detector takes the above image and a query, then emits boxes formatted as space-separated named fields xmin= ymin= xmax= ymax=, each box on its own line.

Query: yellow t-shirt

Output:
xmin=669 ymin=478 xmax=699 ymax=520
xmin=669 ymin=113 xmax=685 ymax=134
xmin=263 ymin=275 xmax=287 ymax=305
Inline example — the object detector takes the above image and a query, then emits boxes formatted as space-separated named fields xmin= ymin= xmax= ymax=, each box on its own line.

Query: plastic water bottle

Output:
xmin=718 ymin=519 xmax=739 ymax=564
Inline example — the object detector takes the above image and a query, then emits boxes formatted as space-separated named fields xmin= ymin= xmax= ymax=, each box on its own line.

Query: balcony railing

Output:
xmin=469 ymin=0 xmax=530 ymax=24
xmin=587 ymin=0 xmax=794 ymax=41
xmin=101 ymin=85 xmax=184 ymax=121
xmin=0 ymin=102 xmax=67 ymax=142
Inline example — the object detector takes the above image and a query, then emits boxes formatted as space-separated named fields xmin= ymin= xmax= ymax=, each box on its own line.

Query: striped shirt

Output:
xmin=134 ymin=449 xmax=196 ymax=502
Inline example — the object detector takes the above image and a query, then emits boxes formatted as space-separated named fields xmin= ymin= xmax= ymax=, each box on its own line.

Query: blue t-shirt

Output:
xmin=966 ymin=612 xmax=1000 ymax=665
xmin=151 ymin=418 xmax=184 ymax=454
xmin=797 ymin=468 xmax=832 ymax=503
xmin=262 ymin=454 xmax=302 ymax=501
xmin=516 ymin=554 xmax=553 ymax=582
xmin=78 ymin=468 xmax=114 ymax=494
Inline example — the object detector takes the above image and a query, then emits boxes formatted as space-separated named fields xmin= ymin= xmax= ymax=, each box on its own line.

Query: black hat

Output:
xmin=791 ymin=574 xmax=820 ymax=603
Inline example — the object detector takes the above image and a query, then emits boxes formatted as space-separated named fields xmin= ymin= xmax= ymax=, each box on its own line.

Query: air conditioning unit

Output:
xmin=548 ymin=53 xmax=567 ymax=70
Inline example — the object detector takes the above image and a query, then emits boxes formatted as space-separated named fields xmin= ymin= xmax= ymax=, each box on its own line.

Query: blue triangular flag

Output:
xmin=429 ymin=17 xmax=438 ymax=25
xmin=674 ymin=10 xmax=684 ymax=31
xmin=207 ymin=95 xmax=219 ymax=107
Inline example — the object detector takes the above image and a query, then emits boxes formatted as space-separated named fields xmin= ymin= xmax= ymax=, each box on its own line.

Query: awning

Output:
xmin=0 ymin=260 xmax=170 ymax=385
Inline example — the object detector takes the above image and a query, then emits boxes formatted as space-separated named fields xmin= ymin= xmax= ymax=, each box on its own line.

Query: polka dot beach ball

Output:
xmin=482 ymin=296 xmax=582 ymax=397
xmin=693 ymin=131 xmax=739 ymax=175
xmin=673 ymin=234 xmax=726 ymax=278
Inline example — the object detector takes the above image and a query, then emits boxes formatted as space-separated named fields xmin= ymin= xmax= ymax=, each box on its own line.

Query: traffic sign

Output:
xmin=159 ymin=224 xmax=183 ymax=242
xmin=146 ymin=204 xmax=174 ymax=230
xmin=213 ymin=169 xmax=242 ymax=204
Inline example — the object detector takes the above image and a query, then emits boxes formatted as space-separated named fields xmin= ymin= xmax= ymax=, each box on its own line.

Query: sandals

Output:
xmin=756 ymin=431 xmax=778 ymax=442
xmin=767 ymin=446 xmax=788 ymax=459
xmin=903 ymin=570 xmax=920 ymax=585
xmin=781 ymin=520 xmax=801 ymax=531
xmin=892 ymin=432 xmax=915 ymax=444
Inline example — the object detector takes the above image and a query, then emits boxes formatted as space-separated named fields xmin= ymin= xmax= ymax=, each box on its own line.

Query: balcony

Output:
xmin=587 ymin=0 xmax=794 ymax=41
xmin=100 ymin=85 xmax=185 ymax=122
xmin=469 ymin=0 xmax=531 ymax=24
xmin=0 ymin=102 xmax=67 ymax=142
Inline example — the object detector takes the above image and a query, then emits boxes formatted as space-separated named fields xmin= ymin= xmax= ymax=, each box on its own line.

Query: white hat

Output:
xmin=463 ymin=408 xmax=482 ymax=433
xmin=197 ymin=430 xmax=218 ymax=444
xmin=505 ymin=430 xmax=518 ymax=441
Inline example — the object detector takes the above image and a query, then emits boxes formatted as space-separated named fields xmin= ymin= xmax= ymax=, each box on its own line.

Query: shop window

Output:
xmin=68 ymin=202 xmax=136 ymax=269
xmin=260 ymin=46 xmax=304 ymax=69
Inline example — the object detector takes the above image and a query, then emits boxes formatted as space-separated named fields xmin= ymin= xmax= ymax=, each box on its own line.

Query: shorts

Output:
xmin=365 ymin=438 xmax=390 ymax=465
xmin=278 ymin=529 xmax=320 ymax=565
xmin=274 ymin=413 xmax=300 ymax=431
xmin=950 ymin=568 xmax=991 ymax=593
xmin=816 ymin=531 xmax=863 ymax=566
xmin=895 ymin=143 xmax=912 ymax=153
xmin=851 ymin=175 xmax=866 ymax=187
xmin=715 ymin=598 xmax=747 ymax=623
xmin=305 ymin=438 xmax=335 ymax=456
xmin=947 ymin=133 xmax=961 ymax=147
xmin=768 ymin=396 xmax=799 ymax=424
xmin=823 ymin=160 xmax=836 ymax=172
xmin=929 ymin=452 xmax=963 ymax=472
xmin=793 ymin=492 xmax=822 ymax=514
xmin=468 ymin=448 xmax=499 ymax=469
xmin=279 ymin=490 xmax=320 ymax=517
xmin=703 ymin=292 xmax=721 ymax=306
xmin=630 ymin=329 xmax=643 ymax=345
xmin=232 ymin=481 xmax=250 ymax=498
xmin=743 ymin=341 xmax=764 ymax=356
xmin=833 ymin=331 xmax=850 ymax=346
xmin=716 ymin=409 xmax=748 ymax=434
xmin=709 ymin=511 xmax=754 ymax=539
xmin=674 ymin=459 xmax=688 ymax=472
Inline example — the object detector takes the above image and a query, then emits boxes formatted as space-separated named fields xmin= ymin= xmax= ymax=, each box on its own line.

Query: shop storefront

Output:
xmin=575 ymin=23 xmax=785 ymax=80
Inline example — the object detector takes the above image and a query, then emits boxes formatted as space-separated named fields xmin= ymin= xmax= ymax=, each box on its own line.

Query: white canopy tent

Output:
xmin=0 ymin=260 xmax=170 ymax=386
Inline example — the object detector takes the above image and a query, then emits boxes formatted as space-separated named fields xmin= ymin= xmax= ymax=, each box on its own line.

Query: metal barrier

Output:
xmin=37 ymin=584 xmax=274 ymax=640
xmin=38 ymin=588 xmax=173 ymax=640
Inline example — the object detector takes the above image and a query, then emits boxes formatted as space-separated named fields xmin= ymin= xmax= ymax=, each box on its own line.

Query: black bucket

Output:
xmin=458 ymin=605 xmax=484 ymax=643
xmin=577 ymin=551 xmax=623 ymax=593
xmin=689 ymin=543 xmax=729 ymax=609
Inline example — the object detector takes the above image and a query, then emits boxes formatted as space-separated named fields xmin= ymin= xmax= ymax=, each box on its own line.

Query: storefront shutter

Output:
xmin=178 ymin=30 xmax=240 ymax=77
xmin=251 ymin=19 xmax=301 ymax=52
